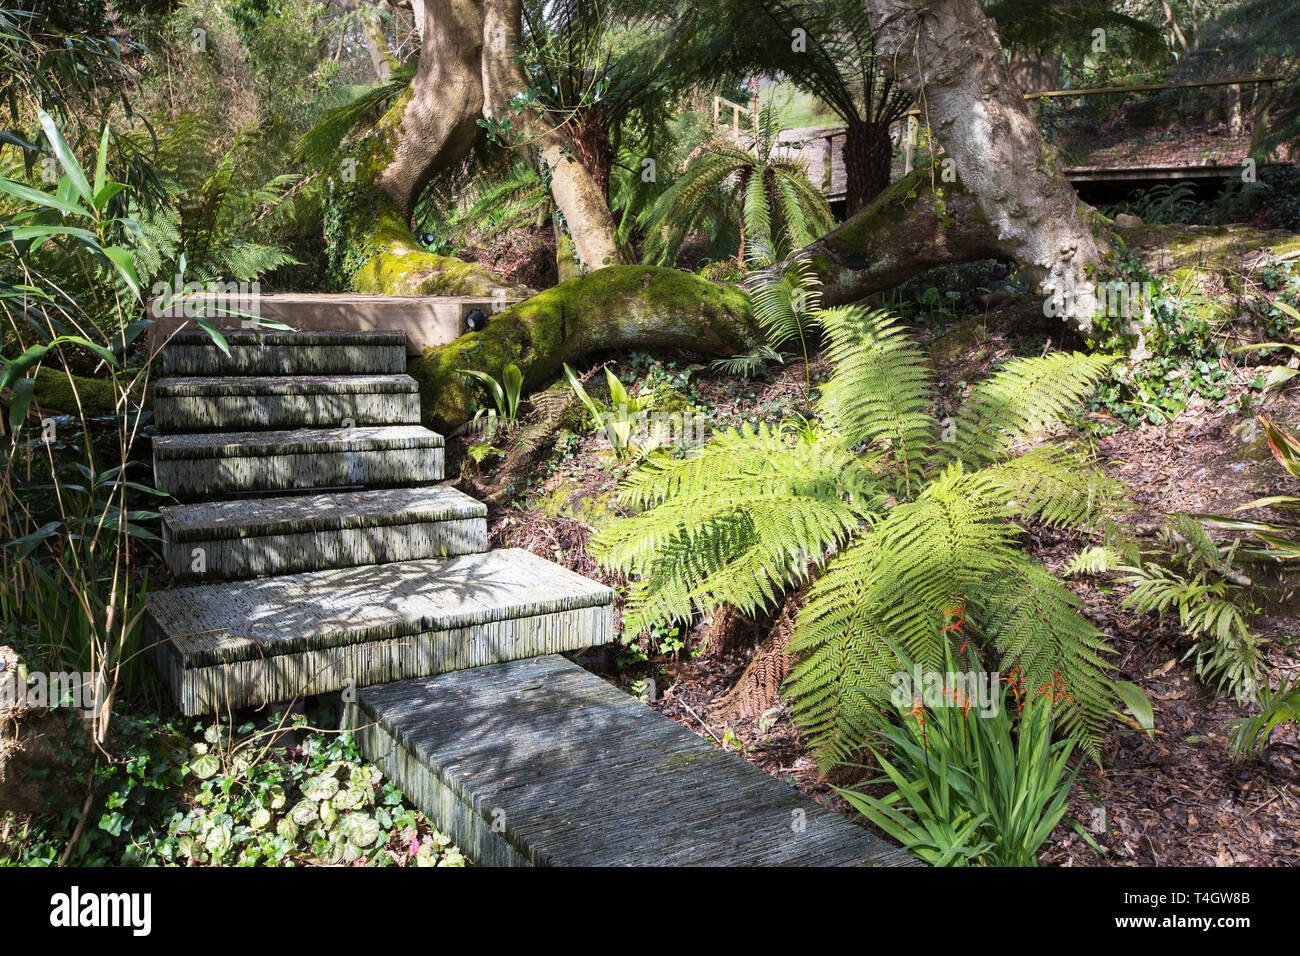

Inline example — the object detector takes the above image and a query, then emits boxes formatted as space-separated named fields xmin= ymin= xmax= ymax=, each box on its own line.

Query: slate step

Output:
xmin=145 ymin=549 xmax=615 ymax=716
xmin=160 ymin=330 xmax=406 ymax=377
xmin=152 ymin=425 xmax=444 ymax=499
xmin=161 ymin=486 xmax=488 ymax=581
xmin=347 ymin=655 xmax=918 ymax=867
xmin=153 ymin=375 xmax=421 ymax=433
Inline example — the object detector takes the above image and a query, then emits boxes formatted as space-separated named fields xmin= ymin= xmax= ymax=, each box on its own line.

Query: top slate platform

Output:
xmin=160 ymin=330 xmax=407 ymax=376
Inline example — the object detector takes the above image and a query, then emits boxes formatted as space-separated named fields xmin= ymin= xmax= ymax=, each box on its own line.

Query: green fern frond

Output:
xmin=817 ymin=305 xmax=936 ymax=492
xmin=785 ymin=468 xmax=1118 ymax=766
xmin=457 ymin=161 xmax=550 ymax=239
xmin=965 ymin=445 xmax=1127 ymax=532
xmin=598 ymin=302 xmax=1127 ymax=766
xmin=742 ymin=256 xmax=819 ymax=351
xmin=1120 ymin=556 xmax=1260 ymax=700
xmin=786 ymin=536 xmax=899 ymax=763
xmin=866 ymin=466 xmax=1019 ymax=662
xmin=709 ymin=344 xmax=784 ymax=378
xmin=1062 ymin=546 xmax=1123 ymax=577
xmin=976 ymin=558 xmax=1117 ymax=760
xmin=593 ymin=424 xmax=881 ymax=635
xmin=951 ymin=352 xmax=1113 ymax=464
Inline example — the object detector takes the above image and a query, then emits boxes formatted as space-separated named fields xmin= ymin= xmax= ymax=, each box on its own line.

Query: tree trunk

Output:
xmin=408 ymin=266 xmax=759 ymax=429
xmin=481 ymin=0 xmax=624 ymax=270
xmin=861 ymin=0 xmax=1103 ymax=333
xmin=332 ymin=0 xmax=528 ymax=298
xmin=337 ymin=0 xmax=624 ymax=295
xmin=843 ymin=118 xmax=894 ymax=215
xmin=803 ymin=162 xmax=1008 ymax=305
xmin=348 ymin=0 xmax=399 ymax=82
xmin=567 ymin=113 xmax=613 ymax=200
xmin=376 ymin=0 xmax=483 ymax=220
xmin=1008 ymin=49 xmax=1061 ymax=95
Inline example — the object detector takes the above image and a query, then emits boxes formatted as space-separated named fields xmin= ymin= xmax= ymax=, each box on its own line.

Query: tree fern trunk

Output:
xmin=843 ymin=119 xmax=893 ymax=215
xmin=566 ymin=113 xmax=613 ymax=200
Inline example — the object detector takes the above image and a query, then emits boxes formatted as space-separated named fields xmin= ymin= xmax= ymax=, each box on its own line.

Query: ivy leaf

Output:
xmin=190 ymin=753 xmax=220 ymax=780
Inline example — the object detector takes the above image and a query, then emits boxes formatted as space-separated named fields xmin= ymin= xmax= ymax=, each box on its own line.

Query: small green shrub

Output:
xmin=1 ymin=711 xmax=465 ymax=867
xmin=1119 ymin=516 xmax=1261 ymax=701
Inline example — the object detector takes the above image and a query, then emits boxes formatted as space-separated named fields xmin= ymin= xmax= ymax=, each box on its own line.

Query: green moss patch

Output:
xmin=408 ymin=266 xmax=756 ymax=430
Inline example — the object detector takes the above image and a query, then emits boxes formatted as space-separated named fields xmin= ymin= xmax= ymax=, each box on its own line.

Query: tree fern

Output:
xmin=595 ymin=297 xmax=1128 ymax=766
xmin=641 ymin=102 xmax=833 ymax=266
xmin=817 ymin=306 xmax=936 ymax=496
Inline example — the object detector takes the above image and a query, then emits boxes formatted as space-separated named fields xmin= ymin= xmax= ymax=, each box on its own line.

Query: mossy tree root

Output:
xmin=408 ymin=266 xmax=758 ymax=429
xmin=352 ymin=200 xmax=534 ymax=298
xmin=801 ymin=164 xmax=1008 ymax=306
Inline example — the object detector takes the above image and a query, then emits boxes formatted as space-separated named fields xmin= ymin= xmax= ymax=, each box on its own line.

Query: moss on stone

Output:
xmin=408 ymin=266 xmax=756 ymax=429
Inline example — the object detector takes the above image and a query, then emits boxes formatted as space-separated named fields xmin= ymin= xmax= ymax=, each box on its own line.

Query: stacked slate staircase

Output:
xmin=146 ymin=328 xmax=912 ymax=866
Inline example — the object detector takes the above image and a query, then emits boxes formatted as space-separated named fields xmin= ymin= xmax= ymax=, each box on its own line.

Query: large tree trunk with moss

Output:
xmin=377 ymin=0 xmax=482 ymax=219
xmin=409 ymin=266 xmax=758 ymax=428
xmin=862 ymin=0 xmax=1103 ymax=333
xmin=340 ymin=0 xmax=621 ymax=294
xmin=331 ymin=0 xmax=529 ymax=297
xmin=481 ymin=0 xmax=624 ymax=270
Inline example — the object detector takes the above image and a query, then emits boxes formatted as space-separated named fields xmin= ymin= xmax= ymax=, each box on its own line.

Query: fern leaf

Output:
xmin=950 ymin=352 xmax=1113 ymax=464
xmin=965 ymin=445 xmax=1128 ymax=531
xmin=786 ymin=536 xmax=899 ymax=765
xmin=817 ymin=305 xmax=937 ymax=494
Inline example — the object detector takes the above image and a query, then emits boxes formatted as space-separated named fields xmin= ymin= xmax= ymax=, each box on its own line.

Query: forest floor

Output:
xmin=456 ymin=267 xmax=1300 ymax=866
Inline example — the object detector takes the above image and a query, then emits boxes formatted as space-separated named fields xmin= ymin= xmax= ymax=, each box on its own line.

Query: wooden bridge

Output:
xmin=718 ymin=73 xmax=1288 ymax=210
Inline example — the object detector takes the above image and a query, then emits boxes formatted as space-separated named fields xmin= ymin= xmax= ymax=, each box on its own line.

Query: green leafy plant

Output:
xmin=641 ymin=100 xmax=833 ymax=267
xmin=1119 ymin=516 xmax=1261 ymax=701
xmin=837 ymin=648 xmax=1090 ymax=867
xmin=1197 ymin=417 xmax=1300 ymax=563
xmin=1229 ymin=676 xmax=1300 ymax=759
xmin=1236 ymin=299 xmax=1300 ymax=390
xmin=562 ymin=362 xmax=653 ymax=460
xmin=461 ymin=362 xmax=525 ymax=435
xmin=1 ymin=113 xmax=175 ymax=742
xmin=709 ymin=343 xmax=784 ymax=379
xmin=1086 ymin=256 xmax=1235 ymax=430
xmin=1109 ymin=182 xmax=1198 ymax=225
xmin=742 ymin=253 xmax=820 ymax=397
xmin=0 ymin=711 xmax=465 ymax=867
xmin=595 ymin=299 xmax=1126 ymax=765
